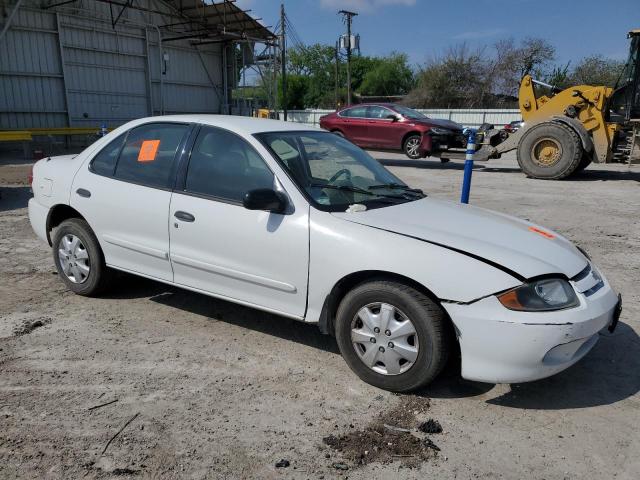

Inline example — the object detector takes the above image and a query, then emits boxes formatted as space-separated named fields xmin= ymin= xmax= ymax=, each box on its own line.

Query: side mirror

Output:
xmin=386 ymin=114 xmax=399 ymax=122
xmin=243 ymin=188 xmax=287 ymax=214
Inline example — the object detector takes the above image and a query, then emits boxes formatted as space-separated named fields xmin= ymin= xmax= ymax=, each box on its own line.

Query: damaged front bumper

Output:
xmin=442 ymin=275 xmax=620 ymax=384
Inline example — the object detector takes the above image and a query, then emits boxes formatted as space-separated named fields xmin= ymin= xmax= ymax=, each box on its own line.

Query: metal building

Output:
xmin=0 ymin=0 xmax=275 ymax=132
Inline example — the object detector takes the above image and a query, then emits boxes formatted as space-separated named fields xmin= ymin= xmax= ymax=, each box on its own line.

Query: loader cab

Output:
xmin=608 ymin=30 xmax=640 ymax=122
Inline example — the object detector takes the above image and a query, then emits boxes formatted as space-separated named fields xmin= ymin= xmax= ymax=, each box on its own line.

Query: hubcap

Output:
xmin=406 ymin=138 xmax=420 ymax=158
xmin=58 ymin=234 xmax=90 ymax=284
xmin=351 ymin=302 xmax=419 ymax=375
xmin=532 ymin=138 xmax=562 ymax=166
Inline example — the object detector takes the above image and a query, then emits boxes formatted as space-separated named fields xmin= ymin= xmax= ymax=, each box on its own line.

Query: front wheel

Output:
xmin=516 ymin=122 xmax=583 ymax=179
xmin=52 ymin=218 xmax=111 ymax=296
xmin=403 ymin=135 xmax=422 ymax=159
xmin=575 ymin=153 xmax=592 ymax=172
xmin=334 ymin=280 xmax=450 ymax=392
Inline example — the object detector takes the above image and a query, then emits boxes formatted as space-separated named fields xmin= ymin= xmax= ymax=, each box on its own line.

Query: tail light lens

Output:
xmin=28 ymin=164 xmax=34 ymax=186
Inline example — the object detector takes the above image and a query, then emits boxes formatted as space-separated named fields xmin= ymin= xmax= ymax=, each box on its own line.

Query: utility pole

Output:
xmin=339 ymin=10 xmax=357 ymax=106
xmin=280 ymin=3 xmax=287 ymax=121
xmin=334 ymin=40 xmax=339 ymax=109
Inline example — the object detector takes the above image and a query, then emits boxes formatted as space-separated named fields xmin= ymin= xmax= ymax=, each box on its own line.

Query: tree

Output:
xmin=359 ymin=53 xmax=414 ymax=96
xmin=569 ymin=55 xmax=626 ymax=87
xmin=545 ymin=62 xmax=571 ymax=89
xmin=287 ymin=44 xmax=336 ymax=108
xmin=404 ymin=44 xmax=489 ymax=108
xmin=278 ymin=74 xmax=309 ymax=110
xmin=491 ymin=37 xmax=556 ymax=98
xmin=518 ymin=37 xmax=556 ymax=77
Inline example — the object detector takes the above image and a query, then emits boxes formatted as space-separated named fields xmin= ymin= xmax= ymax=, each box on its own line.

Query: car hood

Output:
xmin=332 ymin=198 xmax=587 ymax=280
xmin=412 ymin=118 xmax=463 ymax=131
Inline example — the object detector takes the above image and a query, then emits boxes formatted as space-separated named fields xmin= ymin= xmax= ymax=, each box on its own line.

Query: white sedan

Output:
xmin=28 ymin=115 xmax=621 ymax=392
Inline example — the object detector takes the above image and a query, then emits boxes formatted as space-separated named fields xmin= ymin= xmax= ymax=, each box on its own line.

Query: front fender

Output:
xmin=305 ymin=210 xmax=521 ymax=323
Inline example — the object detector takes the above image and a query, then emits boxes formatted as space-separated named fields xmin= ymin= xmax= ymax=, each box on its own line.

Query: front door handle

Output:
xmin=76 ymin=188 xmax=91 ymax=198
xmin=174 ymin=211 xmax=195 ymax=222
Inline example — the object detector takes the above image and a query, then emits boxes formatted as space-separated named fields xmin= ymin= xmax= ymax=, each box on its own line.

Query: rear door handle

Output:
xmin=174 ymin=211 xmax=195 ymax=222
xmin=76 ymin=188 xmax=91 ymax=198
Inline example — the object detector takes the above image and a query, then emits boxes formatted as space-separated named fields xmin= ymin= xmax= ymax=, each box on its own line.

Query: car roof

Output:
xmin=341 ymin=103 xmax=397 ymax=109
xmin=126 ymin=114 xmax=321 ymax=136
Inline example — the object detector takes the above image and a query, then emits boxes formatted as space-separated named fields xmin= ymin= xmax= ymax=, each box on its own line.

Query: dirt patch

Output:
xmin=1 ymin=152 xmax=639 ymax=479
xmin=418 ymin=418 xmax=443 ymax=434
xmin=322 ymin=395 xmax=440 ymax=468
xmin=0 ymin=164 xmax=31 ymax=186
xmin=12 ymin=317 xmax=51 ymax=336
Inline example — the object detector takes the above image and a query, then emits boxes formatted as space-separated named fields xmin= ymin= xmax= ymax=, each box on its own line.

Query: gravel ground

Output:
xmin=1 ymin=151 xmax=639 ymax=479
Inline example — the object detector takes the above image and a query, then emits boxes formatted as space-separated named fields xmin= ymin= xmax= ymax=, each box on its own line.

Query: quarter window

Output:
xmin=90 ymin=133 xmax=126 ymax=176
xmin=113 ymin=123 xmax=189 ymax=188
xmin=184 ymin=126 xmax=274 ymax=202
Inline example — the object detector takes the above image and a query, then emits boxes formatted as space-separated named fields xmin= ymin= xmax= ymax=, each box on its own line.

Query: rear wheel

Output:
xmin=52 ymin=218 xmax=111 ymax=296
xmin=334 ymin=280 xmax=450 ymax=392
xmin=403 ymin=134 xmax=422 ymax=159
xmin=516 ymin=122 xmax=583 ymax=179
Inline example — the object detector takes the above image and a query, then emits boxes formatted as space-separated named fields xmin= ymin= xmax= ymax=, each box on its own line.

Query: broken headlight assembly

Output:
xmin=429 ymin=127 xmax=452 ymax=135
xmin=497 ymin=278 xmax=579 ymax=311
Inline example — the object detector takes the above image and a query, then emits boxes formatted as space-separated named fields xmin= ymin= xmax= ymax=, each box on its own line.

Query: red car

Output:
xmin=319 ymin=103 xmax=466 ymax=159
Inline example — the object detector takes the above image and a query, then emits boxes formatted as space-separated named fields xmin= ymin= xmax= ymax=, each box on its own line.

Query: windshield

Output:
xmin=255 ymin=131 xmax=425 ymax=212
xmin=392 ymin=105 xmax=428 ymax=120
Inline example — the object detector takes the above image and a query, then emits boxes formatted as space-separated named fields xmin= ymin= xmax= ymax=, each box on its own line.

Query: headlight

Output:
xmin=497 ymin=278 xmax=579 ymax=311
xmin=430 ymin=127 xmax=451 ymax=135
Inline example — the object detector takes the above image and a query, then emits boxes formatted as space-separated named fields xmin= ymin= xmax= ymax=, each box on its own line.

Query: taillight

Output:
xmin=28 ymin=164 xmax=34 ymax=186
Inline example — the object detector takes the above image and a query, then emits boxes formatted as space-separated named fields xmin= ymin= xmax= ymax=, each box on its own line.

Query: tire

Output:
xmin=516 ymin=122 xmax=583 ymax=179
xmin=334 ymin=280 xmax=450 ymax=392
xmin=576 ymin=153 xmax=592 ymax=172
xmin=403 ymin=134 xmax=422 ymax=159
xmin=52 ymin=218 xmax=111 ymax=296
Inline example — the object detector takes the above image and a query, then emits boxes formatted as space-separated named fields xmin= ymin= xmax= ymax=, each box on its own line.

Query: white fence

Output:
xmin=277 ymin=109 xmax=521 ymax=129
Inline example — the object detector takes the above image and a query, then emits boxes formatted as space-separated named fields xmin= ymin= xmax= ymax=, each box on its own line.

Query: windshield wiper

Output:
xmin=309 ymin=183 xmax=407 ymax=200
xmin=368 ymin=183 xmax=425 ymax=196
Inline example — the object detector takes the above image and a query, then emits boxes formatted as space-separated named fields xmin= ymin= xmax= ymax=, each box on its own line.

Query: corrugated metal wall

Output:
xmin=0 ymin=0 xmax=224 ymax=130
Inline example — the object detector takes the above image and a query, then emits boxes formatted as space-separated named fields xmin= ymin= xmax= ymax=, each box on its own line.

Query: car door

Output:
xmin=71 ymin=122 xmax=191 ymax=282
xmin=365 ymin=106 xmax=405 ymax=149
xmin=339 ymin=106 xmax=369 ymax=145
xmin=168 ymin=125 xmax=309 ymax=318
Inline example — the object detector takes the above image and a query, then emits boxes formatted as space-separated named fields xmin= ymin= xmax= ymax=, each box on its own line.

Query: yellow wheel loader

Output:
xmin=476 ymin=30 xmax=640 ymax=179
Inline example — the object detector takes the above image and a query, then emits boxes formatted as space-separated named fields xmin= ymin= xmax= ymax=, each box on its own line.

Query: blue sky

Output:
xmin=236 ymin=0 xmax=639 ymax=68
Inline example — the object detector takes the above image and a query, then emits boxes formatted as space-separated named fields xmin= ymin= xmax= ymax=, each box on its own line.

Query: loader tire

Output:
xmin=576 ymin=153 xmax=592 ymax=172
xmin=516 ymin=122 xmax=583 ymax=179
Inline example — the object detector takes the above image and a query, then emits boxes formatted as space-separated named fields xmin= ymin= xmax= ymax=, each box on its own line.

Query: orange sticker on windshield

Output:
xmin=138 ymin=140 xmax=160 ymax=162
xmin=529 ymin=226 xmax=555 ymax=239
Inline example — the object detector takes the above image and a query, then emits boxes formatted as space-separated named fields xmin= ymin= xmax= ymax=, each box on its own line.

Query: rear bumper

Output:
xmin=442 ymin=279 xmax=619 ymax=383
xmin=28 ymin=197 xmax=49 ymax=245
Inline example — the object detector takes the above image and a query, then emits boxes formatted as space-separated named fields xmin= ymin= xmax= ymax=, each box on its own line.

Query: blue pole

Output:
xmin=460 ymin=128 xmax=476 ymax=204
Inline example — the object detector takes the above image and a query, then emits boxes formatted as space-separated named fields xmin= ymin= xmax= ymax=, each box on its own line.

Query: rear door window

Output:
xmin=113 ymin=123 xmax=190 ymax=189
xmin=367 ymin=106 xmax=393 ymax=119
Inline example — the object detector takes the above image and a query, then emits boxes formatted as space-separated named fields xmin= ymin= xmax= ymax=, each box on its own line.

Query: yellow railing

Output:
xmin=0 ymin=127 xmax=113 ymax=142
xmin=0 ymin=131 xmax=33 ymax=142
